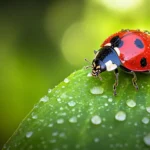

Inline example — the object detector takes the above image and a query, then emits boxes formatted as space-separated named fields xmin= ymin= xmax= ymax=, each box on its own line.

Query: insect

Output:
xmin=88 ymin=29 xmax=150 ymax=95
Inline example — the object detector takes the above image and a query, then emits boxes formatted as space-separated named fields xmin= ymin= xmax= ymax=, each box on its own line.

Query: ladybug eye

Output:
xmin=134 ymin=39 xmax=144 ymax=49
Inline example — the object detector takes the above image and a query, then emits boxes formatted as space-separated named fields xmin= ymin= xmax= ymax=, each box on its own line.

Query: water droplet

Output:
xmin=68 ymin=101 xmax=76 ymax=107
xmin=94 ymin=137 xmax=100 ymax=143
xmin=48 ymin=89 xmax=52 ymax=93
xmin=26 ymin=131 xmax=33 ymax=138
xmin=144 ymin=133 xmax=150 ymax=146
xmin=50 ymin=139 xmax=56 ymax=143
xmin=75 ymin=144 xmax=80 ymax=149
xmin=108 ymin=98 xmax=113 ymax=102
xmin=115 ymin=111 xmax=126 ymax=121
xmin=48 ymin=123 xmax=53 ymax=127
xmin=61 ymin=93 xmax=67 ymax=99
xmin=146 ymin=107 xmax=150 ymax=113
xmin=60 ymin=107 xmax=64 ymax=110
xmin=69 ymin=116 xmax=77 ymax=123
xmin=40 ymin=96 xmax=49 ymax=102
xmin=104 ymin=103 xmax=108 ymax=106
xmin=31 ymin=112 xmax=38 ymax=119
xmin=64 ymin=78 xmax=69 ymax=83
xmin=91 ymin=115 xmax=102 ymax=125
xmin=57 ymin=118 xmax=64 ymax=124
xmin=90 ymin=86 xmax=104 ymax=95
xmin=134 ymin=122 xmax=138 ymax=126
xmin=102 ymin=95 xmax=108 ymax=98
xmin=57 ymin=98 xmax=61 ymax=102
xmin=59 ymin=132 xmax=65 ymax=138
xmin=52 ymin=132 xmax=58 ymax=136
xmin=32 ymin=114 xmax=38 ymax=119
xmin=87 ymin=73 xmax=92 ymax=77
xmin=142 ymin=117 xmax=149 ymax=124
xmin=126 ymin=99 xmax=136 ymax=108
xmin=108 ymin=134 xmax=113 ymax=138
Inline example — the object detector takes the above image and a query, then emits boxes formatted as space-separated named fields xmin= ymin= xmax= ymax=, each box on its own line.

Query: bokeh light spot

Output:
xmin=61 ymin=22 xmax=94 ymax=66
xmin=97 ymin=0 xmax=142 ymax=11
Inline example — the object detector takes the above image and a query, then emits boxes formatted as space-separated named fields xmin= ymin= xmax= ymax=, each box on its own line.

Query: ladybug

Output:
xmin=91 ymin=29 xmax=150 ymax=95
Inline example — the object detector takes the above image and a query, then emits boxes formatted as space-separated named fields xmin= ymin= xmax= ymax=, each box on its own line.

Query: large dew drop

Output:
xmin=126 ymin=99 xmax=136 ymax=108
xmin=91 ymin=115 xmax=102 ymax=125
xmin=115 ymin=111 xmax=126 ymax=121
xmin=144 ymin=133 xmax=150 ymax=146
xmin=26 ymin=131 xmax=33 ymax=138
xmin=90 ymin=86 xmax=104 ymax=95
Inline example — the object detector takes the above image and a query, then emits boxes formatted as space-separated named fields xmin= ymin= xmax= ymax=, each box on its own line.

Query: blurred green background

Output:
xmin=0 ymin=0 xmax=150 ymax=149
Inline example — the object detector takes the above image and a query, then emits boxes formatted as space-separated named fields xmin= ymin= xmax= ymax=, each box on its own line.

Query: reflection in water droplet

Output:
xmin=91 ymin=115 xmax=102 ymax=125
xmin=26 ymin=131 xmax=33 ymax=138
xmin=126 ymin=99 xmax=136 ymax=107
xmin=90 ymin=86 xmax=104 ymax=95
xmin=115 ymin=111 xmax=126 ymax=121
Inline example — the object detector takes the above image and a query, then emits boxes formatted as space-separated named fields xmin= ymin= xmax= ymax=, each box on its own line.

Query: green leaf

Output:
xmin=2 ymin=69 xmax=150 ymax=150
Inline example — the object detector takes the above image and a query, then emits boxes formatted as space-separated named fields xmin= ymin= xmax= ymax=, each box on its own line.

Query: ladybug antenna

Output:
xmin=84 ymin=58 xmax=93 ymax=69
xmin=84 ymin=58 xmax=91 ymax=64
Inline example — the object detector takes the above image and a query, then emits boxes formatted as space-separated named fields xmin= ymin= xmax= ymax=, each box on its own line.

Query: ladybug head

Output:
xmin=92 ymin=59 xmax=106 ymax=77
xmin=92 ymin=46 xmax=121 ymax=77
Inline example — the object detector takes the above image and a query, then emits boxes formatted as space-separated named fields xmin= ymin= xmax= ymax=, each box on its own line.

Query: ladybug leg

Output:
xmin=131 ymin=71 xmax=139 ymax=90
xmin=120 ymin=66 xmax=139 ymax=90
xmin=113 ymin=69 xmax=119 ymax=96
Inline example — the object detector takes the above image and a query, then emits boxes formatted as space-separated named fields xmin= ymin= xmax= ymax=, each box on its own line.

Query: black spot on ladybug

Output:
xmin=110 ymin=36 xmax=123 ymax=48
xmin=140 ymin=57 xmax=147 ymax=67
xmin=134 ymin=39 xmax=144 ymax=49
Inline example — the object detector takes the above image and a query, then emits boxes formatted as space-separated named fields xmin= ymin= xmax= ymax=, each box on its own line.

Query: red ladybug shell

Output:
xmin=101 ymin=30 xmax=150 ymax=72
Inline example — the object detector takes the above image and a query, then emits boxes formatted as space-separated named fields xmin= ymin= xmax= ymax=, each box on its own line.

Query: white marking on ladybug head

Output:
xmin=114 ymin=47 xmax=120 ymax=56
xmin=104 ymin=43 xmax=111 ymax=47
xmin=105 ymin=60 xmax=117 ymax=71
